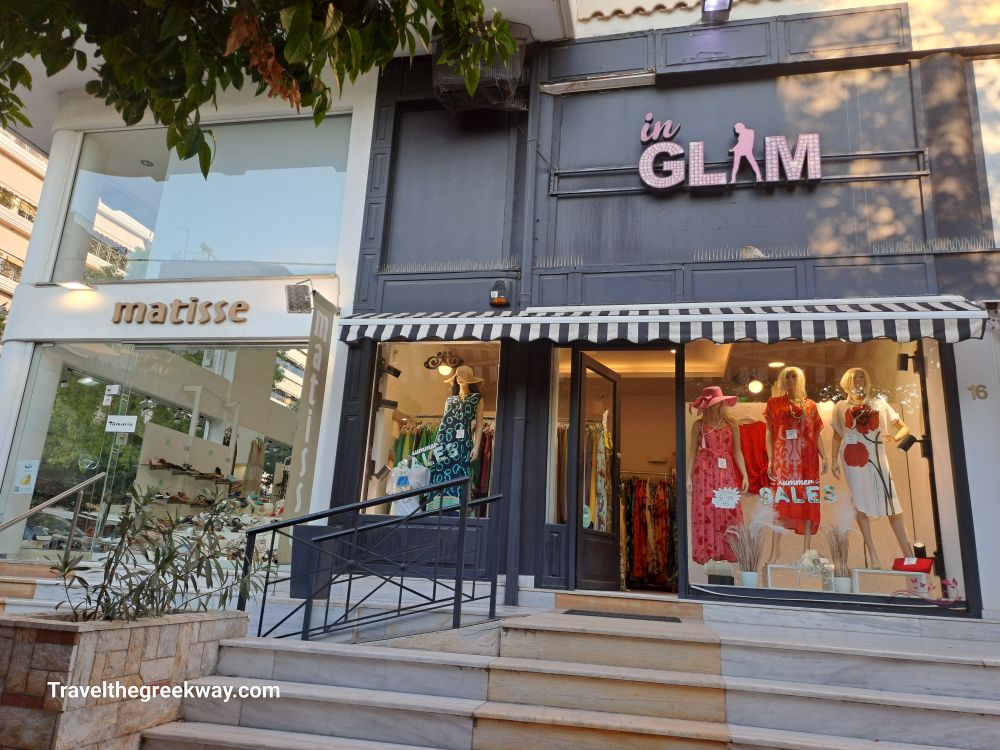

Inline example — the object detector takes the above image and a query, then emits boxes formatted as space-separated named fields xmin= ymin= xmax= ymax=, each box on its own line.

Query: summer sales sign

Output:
xmin=637 ymin=114 xmax=821 ymax=191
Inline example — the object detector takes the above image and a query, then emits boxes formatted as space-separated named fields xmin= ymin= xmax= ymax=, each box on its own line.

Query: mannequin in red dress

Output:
xmin=766 ymin=367 xmax=828 ymax=561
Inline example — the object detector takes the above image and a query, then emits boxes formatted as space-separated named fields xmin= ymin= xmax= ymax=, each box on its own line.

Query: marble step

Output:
xmin=503 ymin=612 xmax=1000 ymax=699
xmin=142 ymin=722 xmax=450 ymax=750
xmin=216 ymin=638 xmax=491 ymax=698
xmin=723 ymin=674 xmax=1000 ymax=750
xmin=472 ymin=702 xmax=962 ymax=750
xmin=0 ymin=575 xmax=38 ymax=597
xmin=180 ymin=676 xmax=479 ymax=750
xmin=500 ymin=612 xmax=723 ymax=672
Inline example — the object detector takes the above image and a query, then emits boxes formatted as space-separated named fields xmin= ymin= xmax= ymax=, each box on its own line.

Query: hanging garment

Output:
xmin=833 ymin=399 xmax=903 ymax=518
xmin=595 ymin=425 xmax=613 ymax=533
xmin=690 ymin=424 xmax=744 ymax=564
xmin=556 ymin=424 xmax=569 ymax=523
xmin=739 ymin=421 xmax=769 ymax=493
xmin=765 ymin=396 xmax=824 ymax=535
xmin=428 ymin=392 xmax=482 ymax=509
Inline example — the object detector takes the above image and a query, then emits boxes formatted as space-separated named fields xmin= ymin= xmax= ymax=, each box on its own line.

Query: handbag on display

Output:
xmin=386 ymin=458 xmax=430 ymax=515
xmin=891 ymin=556 xmax=934 ymax=573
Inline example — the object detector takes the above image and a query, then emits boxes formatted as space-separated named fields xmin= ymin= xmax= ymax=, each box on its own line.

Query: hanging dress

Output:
xmin=690 ymin=424 xmax=744 ymax=564
xmin=833 ymin=399 xmax=903 ymax=518
xmin=428 ymin=392 xmax=481 ymax=509
xmin=765 ymin=396 xmax=823 ymax=535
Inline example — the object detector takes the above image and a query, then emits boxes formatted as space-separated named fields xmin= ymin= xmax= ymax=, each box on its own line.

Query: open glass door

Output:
xmin=574 ymin=354 xmax=621 ymax=590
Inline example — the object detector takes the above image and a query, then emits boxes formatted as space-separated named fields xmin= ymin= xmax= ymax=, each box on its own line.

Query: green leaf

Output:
xmin=347 ymin=26 xmax=362 ymax=73
xmin=464 ymin=64 xmax=480 ymax=97
xmin=159 ymin=5 xmax=184 ymax=41
xmin=75 ymin=50 xmax=87 ymax=71
xmin=321 ymin=4 xmax=343 ymax=41
xmin=284 ymin=3 xmax=314 ymax=64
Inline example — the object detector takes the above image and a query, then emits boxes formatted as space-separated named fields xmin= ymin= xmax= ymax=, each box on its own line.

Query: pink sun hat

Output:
xmin=690 ymin=386 xmax=738 ymax=413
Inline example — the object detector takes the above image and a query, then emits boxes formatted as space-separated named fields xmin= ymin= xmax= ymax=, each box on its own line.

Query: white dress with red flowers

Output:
xmin=833 ymin=398 xmax=902 ymax=517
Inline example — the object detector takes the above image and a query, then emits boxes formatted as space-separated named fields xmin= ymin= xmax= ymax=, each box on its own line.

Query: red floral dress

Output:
xmin=833 ymin=399 xmax=902 ymax=518
xmin=765 ymin=396 xmax=823 ymax=535
xmin=691 ymin=424 xmax=744 ymax=564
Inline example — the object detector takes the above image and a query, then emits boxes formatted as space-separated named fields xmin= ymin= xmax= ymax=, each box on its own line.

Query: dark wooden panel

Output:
xmin=537 ymin=274 xmax=569 ymax=306
xmin=936 ymin=253 xmax=1000 ymax=301
xmin=331 ymin=343 xmax=377 ymax=509
xmin=689 ymin=264 xmax=801 ymax=301
xmin=581 ymin=270 xmax=677 ymax=304
xmin=547 ymin=34 xmax=651 ymax=81
xmin=537 ymin=524 xmax=569 ymax=588
xmin=379 ymin=276 xmax=515 ymax=313
xmin=384 ymin=108 xmax=512 ymax=266
xmin=780 ymin=4 xmax=910 ymax=62
xmin=657 ymin=20 xmax=775 ymax=72
xmin=813 ymin=259 xmax=931 ymax=298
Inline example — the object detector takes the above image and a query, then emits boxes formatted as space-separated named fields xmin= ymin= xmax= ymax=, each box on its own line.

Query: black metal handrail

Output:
xmin=237 ymin=476 xmax=502 ymax=641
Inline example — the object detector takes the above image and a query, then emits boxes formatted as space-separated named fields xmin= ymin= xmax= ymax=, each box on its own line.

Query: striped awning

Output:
xmin=339 ymin=296 xmax=987 ymax=345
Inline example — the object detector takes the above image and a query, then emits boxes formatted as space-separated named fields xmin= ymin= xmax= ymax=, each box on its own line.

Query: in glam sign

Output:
xmin=637 ymin=114 xmax=822 ymax=191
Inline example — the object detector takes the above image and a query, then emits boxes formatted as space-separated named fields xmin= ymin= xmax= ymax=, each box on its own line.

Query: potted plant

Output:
xmin=823 ymin=525 xmax=855 ymax=593
xmin=726 ymin=504 xmax=779 ymax=588
xmin=0 ymin=488 xmax=270 ymax=750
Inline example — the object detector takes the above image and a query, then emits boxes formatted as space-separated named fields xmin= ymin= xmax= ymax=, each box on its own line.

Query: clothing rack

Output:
xmin=623 ymin=471 xmax=670 ymax=477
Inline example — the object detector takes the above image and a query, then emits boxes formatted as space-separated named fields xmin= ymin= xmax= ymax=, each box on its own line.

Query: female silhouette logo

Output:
xmin=730 ymin=122 xmax=762 ymax=183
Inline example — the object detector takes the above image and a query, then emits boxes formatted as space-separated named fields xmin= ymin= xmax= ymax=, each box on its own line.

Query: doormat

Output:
xmin=562 ymin=609 xmax=681 ymax=623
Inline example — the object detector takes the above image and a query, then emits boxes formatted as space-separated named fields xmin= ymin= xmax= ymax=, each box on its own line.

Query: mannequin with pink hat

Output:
xmin=686 ymin=386 xmax=749 ymax=566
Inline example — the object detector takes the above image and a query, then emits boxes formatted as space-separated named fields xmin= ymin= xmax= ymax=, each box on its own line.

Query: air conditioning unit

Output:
xmin=432 ymin=22 xmax=532 ymax=113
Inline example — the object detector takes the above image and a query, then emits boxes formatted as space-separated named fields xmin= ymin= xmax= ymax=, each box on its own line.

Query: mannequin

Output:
xmin=831 ymin=367 xmax=913 ymax=567
xmin=686 ymin=387 xmax=749 ymax=566
xmin=428 ymin=365 xmax=485 ymax=510
xmin=766 ymin=366 xmax=828 ymax=559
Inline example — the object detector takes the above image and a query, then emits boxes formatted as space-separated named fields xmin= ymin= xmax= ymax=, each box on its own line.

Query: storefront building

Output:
xmin=332 ymin=3 xmax=1000 ymax=618
xmin=0 ymin=78 xmax=378 ymax=562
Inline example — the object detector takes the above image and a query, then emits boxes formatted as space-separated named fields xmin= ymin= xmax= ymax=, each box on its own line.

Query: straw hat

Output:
xmin=444 ymin=365 xmax=483 ymax=384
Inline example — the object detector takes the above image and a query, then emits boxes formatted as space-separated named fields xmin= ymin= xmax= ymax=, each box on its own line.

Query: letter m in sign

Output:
xmin=764 ymin=133 xmax=821 ymax=182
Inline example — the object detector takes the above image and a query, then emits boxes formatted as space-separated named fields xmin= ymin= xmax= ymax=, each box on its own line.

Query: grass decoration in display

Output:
xmin=726 ymin=502 xmax=780 ymax=573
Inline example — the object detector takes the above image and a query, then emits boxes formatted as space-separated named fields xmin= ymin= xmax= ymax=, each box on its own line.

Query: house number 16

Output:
xmin=967 ymin=384 xmax=989 ymax=400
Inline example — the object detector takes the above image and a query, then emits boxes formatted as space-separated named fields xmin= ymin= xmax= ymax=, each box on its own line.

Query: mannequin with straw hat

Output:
xmin=686 ymin=387 xmax=749 ymax=566
xmin=427 ymin=365 xmax=485 ymax=510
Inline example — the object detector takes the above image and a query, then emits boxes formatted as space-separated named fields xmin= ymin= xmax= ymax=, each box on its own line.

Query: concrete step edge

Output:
xmin=218 ymin=637 xmax=493 ymax=668
xmin=143 ymin=721 xmax=449 ymax=750
xmin=187 ymin=676 xmax=483 ymax=716
xmin=723 ymin=675 xmax=1000 ymax=715
xmin=475 ymin=702 xmax=965 ymax=749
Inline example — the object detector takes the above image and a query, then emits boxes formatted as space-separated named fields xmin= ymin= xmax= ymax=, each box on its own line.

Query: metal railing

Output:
xmin=0 ymin=183 xmax=38 ymax=223
xmin=237 ymin=477 xmax=502 ymax=641
xmin=0 ymin=473 xmax=108 ymax=563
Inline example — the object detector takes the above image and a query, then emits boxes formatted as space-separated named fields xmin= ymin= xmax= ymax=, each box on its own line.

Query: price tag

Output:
xmin=786 ymin=429 xmax=798 ymax=440
xmin=904 ymin=557 xmax=917 ymax=566
xmin=455 ymin=428 xmax=465 ymax=439
xmin=717 ymin=457 xmax=727 ymax=470
xmin=711 ymin=487 xmax=740 ymax=509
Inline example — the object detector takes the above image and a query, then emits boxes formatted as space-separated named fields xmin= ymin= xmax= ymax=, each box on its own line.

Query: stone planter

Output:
xmin=0 ymin=609 xmax=247 ymax=750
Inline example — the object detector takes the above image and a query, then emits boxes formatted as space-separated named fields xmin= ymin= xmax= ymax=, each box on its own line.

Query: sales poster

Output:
xmin=13 ymin=459 xmax=40 ymax=495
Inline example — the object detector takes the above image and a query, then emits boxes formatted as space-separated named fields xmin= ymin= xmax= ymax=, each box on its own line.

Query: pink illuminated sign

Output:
xmin=637 ymin=115 xmax=822 ymax=191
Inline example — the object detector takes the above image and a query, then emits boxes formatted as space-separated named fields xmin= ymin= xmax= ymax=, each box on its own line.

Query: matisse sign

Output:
xmin=637 ymin=114 xmax=822 ymax=191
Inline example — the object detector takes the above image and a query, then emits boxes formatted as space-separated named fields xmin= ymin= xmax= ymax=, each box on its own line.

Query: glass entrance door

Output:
xmin=573 ymin=354 xmax=622 ymax=590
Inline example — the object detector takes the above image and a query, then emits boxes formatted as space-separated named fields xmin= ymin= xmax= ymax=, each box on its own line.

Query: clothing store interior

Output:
xmin=5 ymin=343 xmax=304 ymax=562
xmin=363 ymin=343 xmax=499 ymax=515
xmin=550 ymin=338 xmax=962 ymax=601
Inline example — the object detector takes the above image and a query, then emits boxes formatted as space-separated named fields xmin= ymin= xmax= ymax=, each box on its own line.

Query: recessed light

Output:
xmin=768 ymin=361 xmax=785 ymax=368
xmin=57 ymin=281 xmax=95 ymax=291
xmin=140 ymin=159 xmax=154 ymax=167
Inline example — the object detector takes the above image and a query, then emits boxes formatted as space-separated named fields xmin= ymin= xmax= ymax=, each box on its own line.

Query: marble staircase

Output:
xmin=0 ymin=560 xmax=63 ymax=614
xmin=141 ymin=597 xmax=1000 ymax=750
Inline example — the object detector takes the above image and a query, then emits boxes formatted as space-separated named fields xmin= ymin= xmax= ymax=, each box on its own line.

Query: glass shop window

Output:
xmin=683 ymin=339 xmax=966 ymax=608
xmin=53 ymin=116 xmax=350 ymax=284
xmin=362 ymin=342 xmax=501 ymax=514
xmin=0 ymin=343 xmax=307 ymax=564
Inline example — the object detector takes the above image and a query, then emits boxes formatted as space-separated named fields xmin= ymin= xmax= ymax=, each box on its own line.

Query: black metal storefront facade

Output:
xmin=330 ymin=4 xmax=997 ymax=615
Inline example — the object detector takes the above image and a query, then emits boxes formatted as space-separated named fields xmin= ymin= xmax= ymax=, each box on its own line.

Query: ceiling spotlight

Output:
xmin=768 ymin=361 xmax=785 ymax=368
xmin=57 ymin=281 xmax=95 ymax=291
xmin=747 ymin=379 xmax=764 ymax=394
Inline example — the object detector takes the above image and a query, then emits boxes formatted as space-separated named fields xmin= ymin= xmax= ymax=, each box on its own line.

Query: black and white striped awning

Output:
xmin=339 ymin=296 xmax=986 ymax=345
